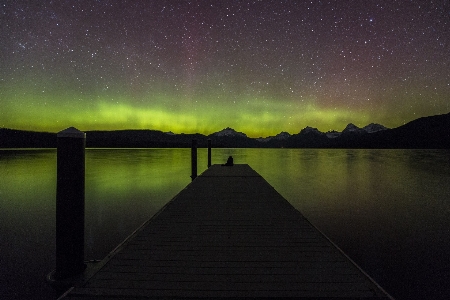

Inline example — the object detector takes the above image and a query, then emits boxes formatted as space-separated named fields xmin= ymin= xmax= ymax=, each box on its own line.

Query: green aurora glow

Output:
xmin=1 ymin=1 xmax=449 ymax=137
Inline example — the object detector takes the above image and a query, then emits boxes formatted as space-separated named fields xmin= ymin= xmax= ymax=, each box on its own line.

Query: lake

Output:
xmin=0 ymin=148 xmax=449 ymax=299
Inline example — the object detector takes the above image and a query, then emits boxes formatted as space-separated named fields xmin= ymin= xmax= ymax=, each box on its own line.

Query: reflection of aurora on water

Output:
xmin=1 ymin=149 xmax=450 ymax=299
xmin=1 ymin=1 xmax=449 ymax=137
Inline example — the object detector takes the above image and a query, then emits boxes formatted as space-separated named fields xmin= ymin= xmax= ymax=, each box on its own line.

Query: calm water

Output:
xmin=0 ymin=148 xmax=449 ymax=299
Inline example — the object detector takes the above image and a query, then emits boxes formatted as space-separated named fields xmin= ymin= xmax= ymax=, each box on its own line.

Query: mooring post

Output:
xmin=191 ymin=139 xmax=197 ymax=181
xmin=207 ymin=139 xmax=212 ymax=168
xmin=55 ymin=127 xmax=86 ymax=279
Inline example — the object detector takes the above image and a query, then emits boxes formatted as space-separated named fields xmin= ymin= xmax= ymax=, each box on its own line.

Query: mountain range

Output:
xmin=1 ymin=112 xmax=449 ymax=149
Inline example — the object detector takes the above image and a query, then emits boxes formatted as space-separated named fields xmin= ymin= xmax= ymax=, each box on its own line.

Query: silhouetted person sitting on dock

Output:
xmin=222 ymin=156 xmax=234 ymax=166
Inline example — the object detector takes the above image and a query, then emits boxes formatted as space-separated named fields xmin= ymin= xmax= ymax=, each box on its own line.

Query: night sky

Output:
xmin=1 ymin=1 xmax=449 ymax=137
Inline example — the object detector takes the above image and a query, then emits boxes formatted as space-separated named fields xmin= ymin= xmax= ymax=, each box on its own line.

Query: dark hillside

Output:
xmin=0 ymin=128 xmax=56 ymax=148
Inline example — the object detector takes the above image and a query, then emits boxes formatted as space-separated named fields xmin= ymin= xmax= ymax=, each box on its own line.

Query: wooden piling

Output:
xmin=55 ymin=127 xmax=86 ymax=279
xmin=191 ymin=139 xmax=197 ymax=180
xmin=207 ymin=139 xmax=212 ymax=168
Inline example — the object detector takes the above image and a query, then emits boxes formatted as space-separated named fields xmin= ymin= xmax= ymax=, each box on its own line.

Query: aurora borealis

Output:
xmin=1 ymin=1 xmax=449 ymax=137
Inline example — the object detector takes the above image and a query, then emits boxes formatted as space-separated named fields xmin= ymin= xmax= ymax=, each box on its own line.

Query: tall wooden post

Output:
xmin=191 ymin=139 xmax=197 ymax=181
xmin=207 ymin=139 xmax=212 ymax=168
xmin=55 ymin=127 xmax=86 ymax=279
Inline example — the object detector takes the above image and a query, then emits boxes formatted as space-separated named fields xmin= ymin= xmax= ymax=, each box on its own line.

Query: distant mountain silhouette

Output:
xmin=0 ymin=128 xmax=56 ymax=148
xmin=1 ymin=112 xmax=449 ymax=148
xmin=211 ymin=127 xmax=247 ymax=138
xmin=85 ymin=130 xmax=206 ymax=148
xmin=347 ymin=113 xmax=450 ymax=149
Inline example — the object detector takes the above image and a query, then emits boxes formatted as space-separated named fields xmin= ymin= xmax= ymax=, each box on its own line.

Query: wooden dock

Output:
xmin=60 ymin=164 xmax=392 ymax=299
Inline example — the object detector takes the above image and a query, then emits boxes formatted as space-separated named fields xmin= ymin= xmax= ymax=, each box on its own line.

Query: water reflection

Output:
xmin=0 ymin=148 xmax=449 ymax=299
xmin=84 ymin=149 xmax=194 ymax=258
xmin=0 ymin=149 xmax=57 ymax=298
xmin=245 ymin=149 xmax=450 ymax=300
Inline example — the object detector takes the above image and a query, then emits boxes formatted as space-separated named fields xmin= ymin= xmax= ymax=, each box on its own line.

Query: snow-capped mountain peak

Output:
xmin=299 ymin=126 xmax=323 ymax=135
xmin=275 ymin=131 xmax=291 ymax=140
xmin=363 ymin=123 xmax=388 ymax=133
xmin=343 ymin=123 xmax=361 ymax=132
xmin=212 ymin=127 xmax=247 ymax=138
xmin=326 ymin=130 xmax=341 ymax=138
xmin=256 ymin=131 xmax=291 ymax=142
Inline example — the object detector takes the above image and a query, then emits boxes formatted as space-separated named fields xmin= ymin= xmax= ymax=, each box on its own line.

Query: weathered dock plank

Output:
xmin=60 ymin=164 xmax=392 ymax=299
